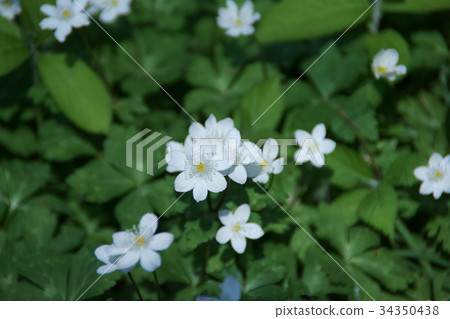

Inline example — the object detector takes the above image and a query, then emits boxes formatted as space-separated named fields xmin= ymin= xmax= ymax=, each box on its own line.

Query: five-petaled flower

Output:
xmin=0 ymin=0 xmax=21 ymax=21
xmin=88 ymin=0 xmax=132 ymax=23
xmin=294 ymin=123 xmax=336 ymax=167
xmin=40 ymin=0 xmax=90 ymax=43
xmin=217 ymin=0 xmax=260 ymax=37
xmin=414 ymin=153 xmax=450 ymax=199
xmin=95 ymin=213 xmax=174 ymax=274
xmin=216 ymin=204 xmax=264 ymax=254
xmin=371 ymin=48 xmax=407 ymax=81
xmin=247 ymin=138 xmax=285 ymax=183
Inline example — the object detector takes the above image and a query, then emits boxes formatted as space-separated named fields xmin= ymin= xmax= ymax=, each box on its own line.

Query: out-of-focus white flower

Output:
xmin=215 ymin=204 xmax=264 ymax=254
xmin=196 ymin=276 xmax=242 ymax=301
xmin=0 ymin=0 xmax=21 ymax=21
xmin=95 ymin=213 xmax=174 ymax=274
xmin=371 ymin=48 xmax=407 ymax=81
xmin=247 ymin=138 xmax=284 ymax=183
xmin=40 ymin=0 xmax=90 ymax=43
xmin=414 ymin=153 xmax=450 ymax=199
xmin=294 ymin=123 xmax=335 ymax=167
xmin=88 ymin=0 xmax=131 ymax=23
xmin=217 ymin=0 xmax=260 ymax=37
xmin=189 ymin=114 xmax=235 ymax=141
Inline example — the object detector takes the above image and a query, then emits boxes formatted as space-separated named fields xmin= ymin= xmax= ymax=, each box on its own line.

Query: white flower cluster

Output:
xmin=95 ymin=213 xmax=173 ymax=274
xmin=414 ymin=153 xmax=450 ymax=200
xmin=39 ymin=0 xmax=132 ymax=43
xmin=0 ymin=0 xmax=21 ymax=21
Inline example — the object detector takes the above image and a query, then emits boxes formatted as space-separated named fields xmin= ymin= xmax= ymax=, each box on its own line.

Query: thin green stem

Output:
xmin=127 ymin=272 xmax=144 ymax=301
xmin=153 ymin=272 xmax=162 ymax=301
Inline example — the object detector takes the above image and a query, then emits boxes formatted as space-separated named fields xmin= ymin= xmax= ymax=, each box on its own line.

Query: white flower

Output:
xmin=189 ymin=114 xmax=235 ymax=140
xmin=196 ymin=276 xmax=241 ymax=301
xmin=217 ymin=0 xmax=260 ymax=37
xmin=40 ymin=0 xmax=90 ymax=43
xmin=88 ymin=0 xmax=131 ymax=23
xmin=172 ymin=149 xmax=230 ymax=202
xmin=95 ymin=213 xmax=174 ymax=273
xmin=247 ymin=138 xmax=284 ymax=183
xmin=414 ymin=153 xmax=450 ymax=199
xmin=0 ymin=0 xmax=21 ymax=21
xmin=294 ymin=123 xmax=336 ymax=167
xmin=221 ymin=128 xmax=258 ymax=184
xmin=371 ymin=48 xmax=407 ymax=81
xmin=216 ymin=204 xmax=264 ymax=254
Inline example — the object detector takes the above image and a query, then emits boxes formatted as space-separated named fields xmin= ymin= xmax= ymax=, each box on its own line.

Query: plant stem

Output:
xmin=200 ymin=240 xmax=211 ymax=285
xmin=213 ymin=183 xmax=229 ymax=212
xmin=153 ymin=272 xmax=162 ymax=301
xmin=396 ymin=219 xmax=434 ymax=278
xmin=369 ymin=0 xmax=383 ymax=34
xmin=127 ymin=272 xmax=144 ymax=301
xmin=331 ymin=101 xmax=382 ymax=180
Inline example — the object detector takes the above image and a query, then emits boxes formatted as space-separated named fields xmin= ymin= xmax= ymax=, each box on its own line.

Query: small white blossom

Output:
xmin=294 ymin=123 xmax=335 ymax=167
xmin=0 ymin=0 xmax=21 ymax=21
xmin=40 ymin=0 xmax=90 ymax=43
xmin=247 ymin=138 xmax=284 ymax=183
xmin=88 ymin=0 xmax=131 ymax=23
xmin=189 ymin=114 xmax=235 ymax=140
xmin=196 ymin=276 xmax=241 ymax=301
xmin=371 ymin=48 xmax=407 ymax=81
xmin=217 ymin=0 xmax=260 ymax=37
xmin=95 ymin=213 xmax=174 ymax=274
xmin=414 ymin=153 xmax=450 ymax=199
xmin=216 ymin=204 xmax=264 ymax=254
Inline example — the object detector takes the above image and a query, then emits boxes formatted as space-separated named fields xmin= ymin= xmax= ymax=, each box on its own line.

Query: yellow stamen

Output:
xmin=234 ymin=225 xmax=241 ymax=231
xmin=236 ymin=19 xmax=242 ymax=25
xmin=261 ymin=160 xmax=268 ymax=167
xmin=377 ymin=66 xmax=388 ymax=74
xmin=196 ymin=163 xmax=206 ymax=172
xmin=111 ymin=0 xmax=118 ymax=5
xmin=62 ymin=10 xmax=70 ymax=18
xmin=435 ymin=171 xmax=442 ymax=179
xmin=135 ymin=235 xmax=146 ymax=246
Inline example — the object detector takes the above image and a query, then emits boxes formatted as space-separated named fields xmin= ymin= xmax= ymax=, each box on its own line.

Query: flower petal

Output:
xmin=140 ymin=250 xmax=161 ymax=272
xmin=40 ymin=4 xmax=56 ymax=16
xmin=54 ymin=23 xmax=72 ymax=42
xmin=218 ymin=209 xmax=233 ymax=226
xmin=231 ymin=237 xmax=247 ymax=254
xmin=413 ymin=166 xmax=428 ymax=181
xmin=242 ymin=223 xmax=264 ymax=239
xmin=419 ymin=181 xmax=434 ymax=195
xmin=138 ymin=213 xmax=158 ymax=237
xmin=148 ymin=232 xmax=174 ymax=251
xmin=270 ymin=158 xmax=285 ymax=174
xmin=429 ymin=153 xmax=443 ymax=167
xmin=432 ymin=187 xmax=443 ymax=199
xmin=189 ymin=122 xmax=206 ymax=139
xmin=262 ymin=138 xmax=279 ymax=161
xmin=312 ymin=123 xmax=326 ymax=141
xmin=295 ymin=130 xmax=312 ymax=147
xmin=207 ymin=172 xmax=227 ymax=193
xmin=116 ymin=250 xmax=140 ymax=270
xmin=112 ymin=231 xmax=134 ymax=247
xmin=234 ymin=204 xmax=250 ymax=224
xmin=320 ymin=138 xmax=336 ymax=155
xmin=174 ymin=171 xmax=197 ymax=192
xmin=383 ymin=49 xmax=400 ymax=67
xmin=216 ymin=226 xmax=232 ymax=244
xmin=220 ymin=276 xmax=241 ymax=301
xmin=193 ymin=179 xmax=208 ymax=202
xmin=228 ymin=164 xmax=247 ymax=184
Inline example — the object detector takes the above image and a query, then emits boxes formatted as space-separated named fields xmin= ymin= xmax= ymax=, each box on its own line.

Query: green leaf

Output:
xmin=184 ymin=214 xmax=218 ymax=251
xmin=385 ymin=151 xmax=425 ymax=187
xmin=257 ymin=0 xmax=370 ymax=44
xmin=326 ymin=145 xmax=375 ymax=189
xmin=38 ymin=53 xmax=111 ymax=134
xmin=358 ymin=182 xmax=398 ymax=240
xmin=0 ymin=126 xmax=36 ymax=156
xmin=410 ymin=31 xmax=448 ymax=70
xmin=383 ymin=0 xmax=450 ymax=13
xmin=0 ymin=18 xmax=29 ymax=76
xmin=67 ymin=159 xmax=135 ymax=203
xmin=366 ymin=29 xmax=410 ymax=67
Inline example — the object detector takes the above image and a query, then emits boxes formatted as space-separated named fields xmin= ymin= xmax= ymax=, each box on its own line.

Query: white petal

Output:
xmin=189 ymin=122 xmax=206 ymax=139
xmin=270 ymin=158 xmax=285 ymax=174
xmin=240 ymin=25 xmax=255 ymax=36
xmin=262 ymin=138 xmax=279 ymax=161
xmin=295 ymin=130 xmax=312 ymax=147
xmin=116 ymin=250 xmax=140 ymax=269
xmin=39 ymin=18 xmax=59 ymax=30
xmin=138 ymin=213 xmax=158 ymax=237
xmin=226 ymin=27 xmax=241 ymax=37
xmin=207 ymin=172 xmax=227 ymax=193
xmin=220 ymin=276 xmax=241 ymax=301
xmin=193 ymin=179 xmax=208 ymax=202
xmin=218 ymin=209 xmax=233 ymax=226
xmin=429 ymin=153 xmax=443 ymax=167
xmin=234 ymin=204 xmax=250 ymax=224
xmin=216 ymin=226 xmax=232 ymax=244
xmin=419 ymin=181 xmax=434 ymax=195
xmin=71 ymin=14 xmax=90 ymax=28
xmin=97 ymin=264 xmax=117 ymax=275
xmin=395 ymin=65 xmax=407 ymax=76
xmin=244 ymin=161 xmax=262 ymax=178
xmin=320 ymin=139 xmax=336 ymax=154
xmin=242 ymin=223 xmax=264 ymax=239
xmin=240 ymin=1 xmax=254 ymax=19
xmin=204 ymin=114 xmax=218 ymax=129
xmin=94 ymin=245 xmax=112 ymax=264
xmin=228 ymin=164 xmax=247 ymax=184
xmin=174 ymin=171 xmax=197 ymax=192
xmin=312 ymin=123 xmax=326 ymax=141
xmin=217 ymin=117 xmax=234 ymax=133
xmin=40 ymin=4 xmax=56 ymax=16
xmin=54 ymin=23 xmax=72 ymax=42
xmin=226 ymin=0 xmax=239 ymax=16
xmin=231 ymin=237 xmax=247 ymax=254
xmin=112 ymin=231 xmax=134 ymax=247
xmin=432 ymin=187 xmax=443 ymax=199
xmin=413 ymin=166 xmax=428 ymax=181
xmin=140 ymin=250 xmax=161 ymax=272
xmin=148 ymin=232 xmax=174 ymax=251
xmin=383 ymin=49 xmax=400 ymax=67
xmin=253 ymin=172 xmax=269 ymax=183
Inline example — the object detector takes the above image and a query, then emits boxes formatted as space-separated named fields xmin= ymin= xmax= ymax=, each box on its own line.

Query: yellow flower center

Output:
xmin=434 ymin=171 xmax=443 ymax=179
xmin=377 ymin=66 xmax=388 ymax=74
xmin=111 ymin=0 xmax=118 ymax=5
xmin=196 ymin=163 xmax=206 ymax=172
xmin=234 ymin=225 xmax=241 ymax=231
xmin=62 ymin=9 xmax=71 ymax=18
xmin=261 ymin=160 xmax=268 ymax=167
xmin=236 ymin=19 xmax=242 ymax=25
xmin=135 ymin=235 xmax=146 ymax=246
